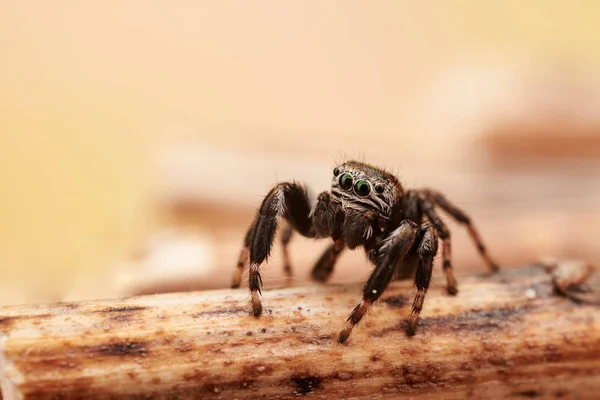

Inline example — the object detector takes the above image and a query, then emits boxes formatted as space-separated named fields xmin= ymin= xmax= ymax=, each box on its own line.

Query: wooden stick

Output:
xmin=0 ymin=265 xmax=599 ymax=399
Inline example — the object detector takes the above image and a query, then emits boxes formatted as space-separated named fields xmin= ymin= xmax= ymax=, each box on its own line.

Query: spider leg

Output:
xmin=311 ymin=239 xmax=346 ymax=283
xmin=423 ymin=189 xmax=500 ymax=273
xmin=408 ymin=224 xmax=439 ymax=336
xmin=238 ymin=182 xmax=319 ymax=317
xmin=280 ymin=222 xmax=294 ymax=282
xmin=418 ymin=194 xmax=458 ymax=295
xmin=389 ymin=191 xmax=422 ymax=281
xmin=338 ymin=220 xmax=418 ymax=344
xmin=231 ymin=221 xmax=254 ymax=289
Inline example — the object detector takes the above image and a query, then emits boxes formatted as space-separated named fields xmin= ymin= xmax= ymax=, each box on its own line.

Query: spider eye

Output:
xmin=354 ymin=180 xmax=371 ymax=196
xmin=375 ymin=184 xmax=385 ymax=193
xmin=339 ymin=173 xmax=353 ymax=190
xmin=333 ymin=167 xmax=341 ymax=176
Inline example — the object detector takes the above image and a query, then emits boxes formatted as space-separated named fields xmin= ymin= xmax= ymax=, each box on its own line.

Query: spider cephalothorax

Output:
xmin=231 ymin=160 xmax=499 ymax=343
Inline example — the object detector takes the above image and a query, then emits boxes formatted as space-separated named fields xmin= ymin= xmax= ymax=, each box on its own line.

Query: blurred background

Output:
xmin=1 ymin=1 xmax=599 ymax=306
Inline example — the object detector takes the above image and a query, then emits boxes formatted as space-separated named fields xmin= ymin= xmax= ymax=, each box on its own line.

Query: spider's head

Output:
xmin=330 ymin=160 xmax=402 ymax=217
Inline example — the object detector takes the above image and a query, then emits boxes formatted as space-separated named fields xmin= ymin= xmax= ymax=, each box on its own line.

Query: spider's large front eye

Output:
xmin=354 ymin=180 xmax=371 ymax=197
xmin=339 ymin=173 xmax=353 ymax=190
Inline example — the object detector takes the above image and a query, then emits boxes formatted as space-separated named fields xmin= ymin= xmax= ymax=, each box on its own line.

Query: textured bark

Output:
xmin=0 ymin=265 xmax=599 ymax=400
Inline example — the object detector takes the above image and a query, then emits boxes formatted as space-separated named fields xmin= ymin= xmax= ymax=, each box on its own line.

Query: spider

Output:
xmin=231 ymin=160 xmax=500 ymax=343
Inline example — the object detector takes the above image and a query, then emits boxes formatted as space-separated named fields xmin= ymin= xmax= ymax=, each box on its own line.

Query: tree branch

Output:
xmin=0 ymin=264 xmax=599 ymax=399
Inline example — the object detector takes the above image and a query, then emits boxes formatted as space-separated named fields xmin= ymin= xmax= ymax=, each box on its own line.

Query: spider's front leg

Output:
xmin=232 ymin=182 xmax=327 ymax=317
xmin=338 ymin=220 xmax=420 ymax=343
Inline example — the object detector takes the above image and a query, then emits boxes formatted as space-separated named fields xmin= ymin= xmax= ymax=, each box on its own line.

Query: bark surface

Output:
xmin=0 ymin=265 xmax=599 ymax=399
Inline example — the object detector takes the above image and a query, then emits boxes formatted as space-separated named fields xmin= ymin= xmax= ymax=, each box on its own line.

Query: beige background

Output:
xmin=1 ymin=1 xmax=599 ymax=305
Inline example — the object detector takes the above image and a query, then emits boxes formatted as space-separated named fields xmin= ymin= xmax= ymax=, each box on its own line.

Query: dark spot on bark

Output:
xmin=382 ymin=294 xmax=409 ymax=308
xmin=61 ymin=303 xmax=80 ymax=310
xmin=370 ymin=352 xmax=382 ymax=362
xmin=299 ymin=334 xmax=332 ymax=345
xmin=291 ymin=376 xmax=322 ymax=394
xmin=514 ymin=390 xmax=540 ymax=398
xmin=108 ymin=314 xmax=135 ymax=324
xmin=377 ymin=305 xmax=532 ymax=337
xmin=297 ymin=306 xmax=302 ymax=310
xmin=424 ymin=306 xmax=528 ymax=331
xmin=261 ymin=328 xmax=267 ymax=333
xmin=96 ymin=340 xmax=148 ymax=357
xmin=246 ymin=331 xmax=253 ymax=336
xmin=95 ymin=305 xmax=147 ymax=325
xmin=95 ymin=305 xmax=147 ymax=313
xmin=127 ymin=371 xmax=138 ymax=380
xmin=194 ymin=307 xmax=246 ymax=317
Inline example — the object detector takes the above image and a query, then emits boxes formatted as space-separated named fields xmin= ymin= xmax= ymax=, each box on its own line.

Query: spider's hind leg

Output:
xmin=231 ymin=222 xmax=253 ymax=289
xmin=280 ymin=222 xmax=294 ymax=284
xmin=311 ymin=239 xmax=346 ymax=283
xmin=424 ymin=189 xmax=500 ymax=273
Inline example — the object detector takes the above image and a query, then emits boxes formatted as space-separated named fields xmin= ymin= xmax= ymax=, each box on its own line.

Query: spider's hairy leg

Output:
xmin=280 ymin=222 xmax=294 ymax=282
xmin=338 ymin=220 xmax=418 ymax=344
xmin=408 ymin=224 xmax=439 ymax=336
xmin=311 ymin=239 xmax=346 ymax=283
xmin=417 ymin=193 xmax=458 ymax=295
xmin=243 ymin=182 xmax=317 ymax=317
xmin=424 ymin=189 xmax=500 ymax=273
xmin=231 ymin=222 xmax=254 ymax=289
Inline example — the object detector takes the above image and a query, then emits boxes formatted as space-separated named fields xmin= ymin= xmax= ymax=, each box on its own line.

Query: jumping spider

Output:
xmin=231 ymin=160 xmax=499 ymax=343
